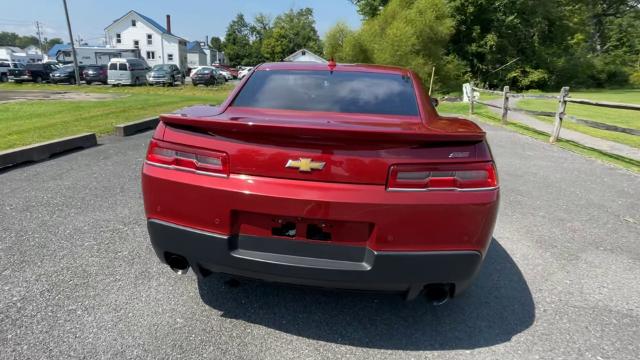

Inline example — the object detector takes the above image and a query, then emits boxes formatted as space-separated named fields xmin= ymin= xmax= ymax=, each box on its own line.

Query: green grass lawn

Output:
xmin=437 ymin=101 xmax=640 ymax=173
xmin=0 ymin=83 xmax=233 ymax=151
xmin=515 ymin=89 xmax=640 ymax=148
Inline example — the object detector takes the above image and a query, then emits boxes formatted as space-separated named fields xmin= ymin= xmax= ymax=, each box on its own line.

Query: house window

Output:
xmin=146 ymin=51 xmax=155 ymax=60
xmin=116 ymin=33 xmax=121 ymax=44
xmin=167 ymin=53 xmax=174 ymax=61
xmin=133 ymin=40 xmax=139 ymax=49
xmin=132 ymin=19 xmax=137 ymax=27
xmin=146 ymin=34 xmax=152 ymax=45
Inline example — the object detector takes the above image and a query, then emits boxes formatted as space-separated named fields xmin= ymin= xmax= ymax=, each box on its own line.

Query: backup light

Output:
xmin=387 ymin=162 xmax=498 ymax=191
xmin=146 ymin=139 xmax=229 ymax=177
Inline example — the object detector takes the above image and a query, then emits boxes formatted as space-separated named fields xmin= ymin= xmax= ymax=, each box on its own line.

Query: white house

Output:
xmin=284 ymin=49 xmax=327 ymax=63
xmin=105 ymin=11 xmax=188 ymax=72
xmin=186 ymin=41 xmax=207 ymax=68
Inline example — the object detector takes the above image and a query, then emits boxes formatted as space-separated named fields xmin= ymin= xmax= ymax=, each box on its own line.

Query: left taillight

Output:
xmin=145 ymin=139 xmax=229 ymax=177
xmin=387 ymin=162 xmax=498 ymax=191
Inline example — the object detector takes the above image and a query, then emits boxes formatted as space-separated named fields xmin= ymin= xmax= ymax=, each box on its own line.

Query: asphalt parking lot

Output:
xmin=1 ymin=123 xmax=639 ymax=359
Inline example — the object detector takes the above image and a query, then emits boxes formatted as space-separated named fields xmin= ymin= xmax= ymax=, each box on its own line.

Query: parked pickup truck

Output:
xmin=8 ymin=62 xmax=61 ymax=83
xmin=0 ymin=62 xmax=25 ymax=82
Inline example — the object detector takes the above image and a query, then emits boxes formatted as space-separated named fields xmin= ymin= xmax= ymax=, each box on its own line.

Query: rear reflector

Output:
xmin=387 ymin=162 xmax=498 ymax=191
xmin=146 ymin=139 xmax=229 ymax=177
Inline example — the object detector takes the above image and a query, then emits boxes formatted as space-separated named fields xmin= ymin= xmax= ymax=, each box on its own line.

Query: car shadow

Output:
xmin=197 ymin=239 xmax=534 ymax=350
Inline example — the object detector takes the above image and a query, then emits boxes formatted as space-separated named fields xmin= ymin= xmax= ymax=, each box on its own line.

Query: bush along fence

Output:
xmin=463 ymin=84 xmax=640 ymax=143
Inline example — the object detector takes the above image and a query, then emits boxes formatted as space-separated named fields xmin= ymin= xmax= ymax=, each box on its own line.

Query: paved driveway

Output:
xmin=1 ymin=124 xmax=638 ymax=359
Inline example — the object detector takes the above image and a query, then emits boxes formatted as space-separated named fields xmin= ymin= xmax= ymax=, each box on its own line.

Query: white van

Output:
xmin=107 ymin=58 xmax=150 ymax=86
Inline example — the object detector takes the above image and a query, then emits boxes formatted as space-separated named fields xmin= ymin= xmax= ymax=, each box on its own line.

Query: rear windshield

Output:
xmin=232 ymin=70 xmax=419 ymax=116
xmin=109 ymin=63 xmax=117 ymax=71
xmin=118 ymin=63 xmax=127 ymax=71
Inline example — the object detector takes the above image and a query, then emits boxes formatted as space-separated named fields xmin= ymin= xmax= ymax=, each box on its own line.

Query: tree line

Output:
xmin=327 ymin=0 xmax=640 ymax=91
xmin=215 ymin=8 xmax=322 ymax=67
xmin=0 ymin=32 xmax=63 ymax=53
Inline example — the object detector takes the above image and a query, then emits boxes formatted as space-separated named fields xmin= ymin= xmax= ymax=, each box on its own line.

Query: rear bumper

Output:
xmin=108 ymin=79 xmax=132 ymax=85
xmin=9 ymin=75 xmax=32 ymax=82
xmin=147 ymin=78 xmax=171 ymax=84
xmin=147 ymin=219 xmax=484 ymax=296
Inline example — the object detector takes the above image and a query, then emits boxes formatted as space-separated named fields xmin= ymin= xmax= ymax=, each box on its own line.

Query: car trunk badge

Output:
xmin=285 ymin=158 xmax=325 ymax=172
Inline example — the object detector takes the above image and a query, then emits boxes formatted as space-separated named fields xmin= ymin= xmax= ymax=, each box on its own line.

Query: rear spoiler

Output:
xmin=159 ymin=113 xmax=486 ymax=143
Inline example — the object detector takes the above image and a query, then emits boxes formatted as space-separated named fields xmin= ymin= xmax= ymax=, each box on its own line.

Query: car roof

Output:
xmin=255 ymin=62 xmax=411 ymax=75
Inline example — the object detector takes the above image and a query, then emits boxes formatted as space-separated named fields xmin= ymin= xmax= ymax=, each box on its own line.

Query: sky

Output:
xmin=0 ymin=0 xmax=362 ymax=45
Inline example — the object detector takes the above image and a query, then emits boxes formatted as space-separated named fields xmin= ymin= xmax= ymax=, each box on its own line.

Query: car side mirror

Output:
xmin=430 ymin=97 xmax=439 ymax=107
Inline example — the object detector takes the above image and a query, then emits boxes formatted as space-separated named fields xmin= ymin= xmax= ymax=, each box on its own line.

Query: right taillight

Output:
xmin=387 ymin=162 xmax=498 ymax=191
xmin=145 ymin=139 xmax=229 ymax=177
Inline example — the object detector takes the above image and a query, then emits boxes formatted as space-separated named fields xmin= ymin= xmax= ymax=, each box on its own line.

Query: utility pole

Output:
xmin=35 ymin=21 xmax=44 ymax=53
xmin=62 ymin=0 xmax=80 ymax=86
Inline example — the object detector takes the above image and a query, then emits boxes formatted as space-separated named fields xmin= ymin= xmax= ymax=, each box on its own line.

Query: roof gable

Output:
xmin=283 ymin=49 xmax=327 ymax=63
xmin=106 ymin=10 xmax=169 ymax=35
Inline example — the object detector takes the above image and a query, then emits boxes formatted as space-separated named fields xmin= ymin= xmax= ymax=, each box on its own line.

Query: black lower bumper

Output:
xmin=147 ymin=219 xmax=485 ymax=298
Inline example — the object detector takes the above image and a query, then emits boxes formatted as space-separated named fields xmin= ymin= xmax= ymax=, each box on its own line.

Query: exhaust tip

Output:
xmin=424 ymin=284 xmax=452 ymax=306
xmin=165 ymin=253 xmax=190 ymax=275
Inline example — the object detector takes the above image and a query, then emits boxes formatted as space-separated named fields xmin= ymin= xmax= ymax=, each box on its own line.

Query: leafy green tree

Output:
xmin=248 ymin=13 xmax=272 ymax=64
xmin=209 ymin=36 xmax=222 ymax=50
xmin=0 ymin=32 xmax=39 ymax=48
xmin=261 ymin=8 xmax=323 ymax=61
xmin=349 ymin=0 xmax=390 ymax=19
xmin=44 ymin=38 xmax=63 ymax=52
xmin=323 ymin=21 xmax=354 ymax=60
xmin=222 ymin=14 xmax=253 ymax=66
xmin=339 ymin=0 xmax=462 ymax=90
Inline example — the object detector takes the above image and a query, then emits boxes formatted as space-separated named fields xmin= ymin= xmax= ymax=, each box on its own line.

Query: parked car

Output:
xmin=142 ymin=62 xmax=500 ymax=305
xmin=238 ymin=66 xmax=253 ymax=79
xmin=217 ymin=69 xmax=233 ymax=81
xmin=83 ymin=64 xmax=108 ymax=85
xmin=8 ymin=62 xmax=60 ymax=83
xmin=212 ymin=64 xmax=238 ymax=78
xmin=50 ymin=64 xmax=87 ymax=84
xmin=107 ymin=58 xmax=150 ymax=86
xmin=191 ymin=67 xmax=225 ymax=87
xmin=146 ymin=64 xmax=184 ymax=86
xmin=189 ymin=66 xmax=206 ymax=78
xmin=0 ymin=62 xmax=25 ymax=82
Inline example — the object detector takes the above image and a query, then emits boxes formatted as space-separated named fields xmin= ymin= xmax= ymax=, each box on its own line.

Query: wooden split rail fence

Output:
xmin=464 ymin=84 xmax=640 ymax=143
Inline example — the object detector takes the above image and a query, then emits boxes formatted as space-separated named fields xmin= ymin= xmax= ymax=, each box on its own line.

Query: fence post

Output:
xmin=550 ymin=86 xmax=570 ymax=143
xmin=468 ymin=82 xmax=475 ymax=115
xmin=501 ymin=86 xmax=510 ymax=124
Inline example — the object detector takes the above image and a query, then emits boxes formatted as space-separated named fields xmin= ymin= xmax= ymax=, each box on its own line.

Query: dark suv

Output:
xmin=83 ymin=64 xmax=108 ymax=85
xmin=8 ymin=62 xmax=60 ymax=83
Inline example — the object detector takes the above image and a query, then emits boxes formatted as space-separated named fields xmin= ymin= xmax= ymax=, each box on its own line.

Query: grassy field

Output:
xmin=516 ymin=89 xmax=640 ymax=148
xmin=438 ymin=101 xmax=640 ymax=173
xmin=0 ymin=83 xmax=233 ymax=151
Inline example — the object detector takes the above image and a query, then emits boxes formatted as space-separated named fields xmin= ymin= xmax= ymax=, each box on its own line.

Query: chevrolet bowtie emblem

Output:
xmin=285 ymin=158 xmax=325 ymax=172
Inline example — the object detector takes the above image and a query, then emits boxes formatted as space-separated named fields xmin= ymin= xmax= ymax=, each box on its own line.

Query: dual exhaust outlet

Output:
xmin=164 ymin=252 xmax=452 ymax=305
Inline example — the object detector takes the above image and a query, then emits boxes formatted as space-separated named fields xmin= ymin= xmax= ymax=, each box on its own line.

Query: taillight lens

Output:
xmin=387 ymin=162 xmax=498 ymax=191
xmin=146 ymin=139 xmax=229 ymax=177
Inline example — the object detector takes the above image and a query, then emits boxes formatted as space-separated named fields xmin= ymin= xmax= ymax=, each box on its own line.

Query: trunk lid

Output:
xmin=159 ymin=106 xmax=488 ymax=185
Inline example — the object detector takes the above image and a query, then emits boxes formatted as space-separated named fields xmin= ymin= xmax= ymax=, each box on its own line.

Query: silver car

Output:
xmin=146 ymin=64 xmax=184 ymax=86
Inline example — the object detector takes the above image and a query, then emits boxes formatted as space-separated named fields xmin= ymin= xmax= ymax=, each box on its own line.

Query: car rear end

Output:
xmin=191 ymin=68 xmax=216 ymax=86
xmin=142 ymin=63 xmax=499 ymax=302
xmin=107 ymin=60 xmax=132 ymax=85
xmin=83 ymin=65 xmax=108 ymax=84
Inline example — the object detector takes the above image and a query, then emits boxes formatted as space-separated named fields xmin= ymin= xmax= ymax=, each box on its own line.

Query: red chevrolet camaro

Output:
xmin=142 ymin=62 xmax=499 ymax=304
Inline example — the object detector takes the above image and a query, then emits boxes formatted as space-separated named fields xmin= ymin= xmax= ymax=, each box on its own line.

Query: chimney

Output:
xmin=166 ymin=15 xmax=171 ymax=34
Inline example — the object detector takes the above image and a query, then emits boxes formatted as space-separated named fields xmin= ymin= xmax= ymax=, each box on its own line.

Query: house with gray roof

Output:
xmin=105 ymin=10 xmax=188 ymax=72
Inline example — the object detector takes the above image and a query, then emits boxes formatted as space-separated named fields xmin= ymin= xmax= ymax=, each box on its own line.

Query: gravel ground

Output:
xmin=0 ymin=123 xmax=638 ymax=359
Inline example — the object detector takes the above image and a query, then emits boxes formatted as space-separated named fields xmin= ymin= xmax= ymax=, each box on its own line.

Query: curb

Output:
xmin=0 ymin=133 xmax=97 ymax=168
xmin=114 ymin=117 xmax=159 ymax=137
